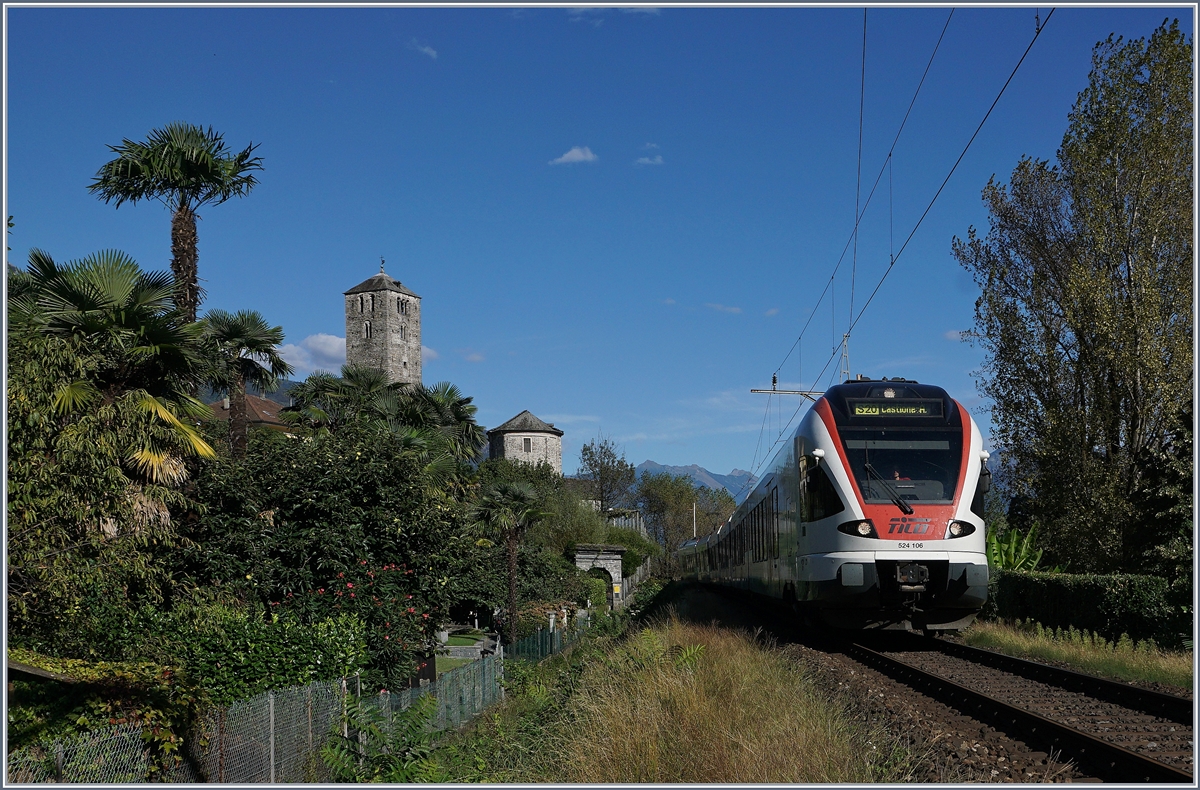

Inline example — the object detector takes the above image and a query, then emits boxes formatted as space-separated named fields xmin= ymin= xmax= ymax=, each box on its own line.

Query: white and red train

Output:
xmin=676 ymin=377 xmax=990 ymax=632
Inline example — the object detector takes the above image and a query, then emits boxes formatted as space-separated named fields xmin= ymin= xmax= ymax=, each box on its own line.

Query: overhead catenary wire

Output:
xmin=845 ymin=7 xmax=1055 ymax=342
xmin=849 ymin=8 xmax=866 ymax=332
xmin=772 ymin=8 xmax=954 ymax=380
xmin=736 ymin=9 xmax=1053 ymax=502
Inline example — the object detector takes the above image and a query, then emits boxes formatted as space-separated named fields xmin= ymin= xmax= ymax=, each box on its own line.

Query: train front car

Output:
xmin=799 ymin=378 xmax=989 ymax=632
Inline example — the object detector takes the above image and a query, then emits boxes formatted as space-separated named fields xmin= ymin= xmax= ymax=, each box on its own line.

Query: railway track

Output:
xmin=846 ymin=635 xmax=1193 ymax=783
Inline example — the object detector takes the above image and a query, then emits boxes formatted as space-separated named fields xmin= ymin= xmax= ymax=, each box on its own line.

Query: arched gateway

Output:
xmin=570 ymin=544 xmax=627 ymax=609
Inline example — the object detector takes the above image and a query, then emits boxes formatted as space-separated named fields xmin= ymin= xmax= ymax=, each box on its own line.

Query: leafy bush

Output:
xmin=174 ymin=608 xmax=368 ymax=705
xmin=986 ymin=569 xmax=1189 ymax=648
xmin=179 ymin=424 xmax=469 ymax=691
xmin=605 ymin=526 xmax=662 ymax=575
xmin=6 ymin=647 xmax=205 ymax=776
xmin=322 ymin=693 xmax=446 ymax=782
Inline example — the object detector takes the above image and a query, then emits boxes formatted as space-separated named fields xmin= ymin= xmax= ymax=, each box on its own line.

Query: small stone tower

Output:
xmin=487 ymin=411 xmax=564 ymax=474
xmin=344 ymin=263 xmax=422 ymax=387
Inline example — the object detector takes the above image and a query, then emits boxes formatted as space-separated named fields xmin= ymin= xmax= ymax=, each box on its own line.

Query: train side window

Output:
xmin=771 ymin=486 xmax=779 ymax=558
xmin=800 ymin=455 xmax=846 ymax=521
xmin=810 ymin=465 xmax=845 ymax=520
xmin=970 ymin=466 xmax=990 ymax=518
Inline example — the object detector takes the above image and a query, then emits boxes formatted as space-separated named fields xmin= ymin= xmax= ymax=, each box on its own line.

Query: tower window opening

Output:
xmin=359 ymin=295 xmax=364 ymax=313
xmin=400 ymin=326 xmax=405 ymax=340
xmin=364 ymin=321 xmax=372 ymax=339
xmin=370 ymin=294 xmax=375 ymax=312
xmin=398 ymin=297 xmax=402 ymax=313
xmin=523 ymin=437 xmax=532 ymax=453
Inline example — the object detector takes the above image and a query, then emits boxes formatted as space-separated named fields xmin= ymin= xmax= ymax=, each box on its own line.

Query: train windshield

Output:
xmin=840 ymin=428 xmax=962 ymax=504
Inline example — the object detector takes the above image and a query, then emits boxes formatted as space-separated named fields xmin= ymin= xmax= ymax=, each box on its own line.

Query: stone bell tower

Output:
xmin=344 ymin=260 xmax=422 ymax=386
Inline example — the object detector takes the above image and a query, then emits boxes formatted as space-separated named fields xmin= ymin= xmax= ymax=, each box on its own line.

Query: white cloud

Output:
xmin=278 ymin=333 xmax=346 ymax=378
xmin=705 ymin=303 xmax=742 ymax=314
xmin=422 ymin=345 xmax=439 ymax=361
xmin=465 ymin=352 xmax=485 ymax=363
xmin=765 ymin=307 xmax=780 ymax=316
xmin=550 ymin=146 xmax=598 ymax=165
xmin=635 ymin=155 xmax=664 ymax=166
xmin=643 ymin=142 xmax=659 ymax=149
xmin=408 ymin=38 xmax=437 ymax=59
xmin=663 ymin=298 xmax=676 ymax=305
xmin=943 ymin=330 xmax=966 ymax=341
xmin=568 ymin=8 xmax=606 ymax=26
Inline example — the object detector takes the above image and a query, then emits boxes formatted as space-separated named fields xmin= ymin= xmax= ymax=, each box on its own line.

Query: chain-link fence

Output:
xmin=7 ymin=653 xmax=507 ymax=784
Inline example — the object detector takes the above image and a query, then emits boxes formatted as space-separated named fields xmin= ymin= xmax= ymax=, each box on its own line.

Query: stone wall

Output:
xmin=490 ymin=432 xmax=562 ymax=474
xmin=344 ymin=289 xmax=421 ymax=387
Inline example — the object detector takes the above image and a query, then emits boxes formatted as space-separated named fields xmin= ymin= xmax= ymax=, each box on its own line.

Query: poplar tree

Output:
xmin=953 ymin=21 xmax=1192 ymax=572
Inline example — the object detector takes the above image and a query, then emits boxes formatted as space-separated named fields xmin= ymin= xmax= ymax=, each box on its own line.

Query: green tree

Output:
xmin=473 ymin=483 xmax=548 ymax=644
xmin=181 ymin=423 xmax=467 ymax=689
xmin=9 ymin=248 xmax=214 ymax=480
xmin=200 ymin=309 xmax=293 ymax=458
xmin=7 ymin=251 xmax=213 ymax=652
xmin=88 ymin=123 xmax=263 ymax=322
xmin=952 ymin=21 xmax=1192 ymax=572
xmin=577 ymin=435 xmax=635 ymax=512
xmin=634 ymin=472 xmax=736 ymax=552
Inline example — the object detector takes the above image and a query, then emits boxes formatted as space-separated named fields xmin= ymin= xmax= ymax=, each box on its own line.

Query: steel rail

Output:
xmin=932 ymin=638 xmax=1193 ymax=726
xmin=848 ymin=641 xmax=1194 ymax=784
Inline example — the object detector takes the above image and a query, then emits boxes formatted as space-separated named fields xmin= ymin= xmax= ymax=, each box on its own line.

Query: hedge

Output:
xmin=983 ymin=569 xmax=1192 ymax=649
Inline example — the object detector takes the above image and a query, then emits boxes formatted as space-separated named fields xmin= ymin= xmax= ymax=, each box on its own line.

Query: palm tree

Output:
xmin=473 ymin=483 xmax=548 ymax=645
xmin=88 ymin=123 xmax=263 ymax=322
xmin=200 ymin=309 xmax=293 ymax=458
xmin=9 ymin=248 xmax=215 ymax=482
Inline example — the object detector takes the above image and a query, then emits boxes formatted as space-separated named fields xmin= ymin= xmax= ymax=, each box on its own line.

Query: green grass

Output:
xmin=431 ymin=617 xmax=915 ymax=783
xmin=963 ymin=619 xmax=1194 ymax=690
xmin=434 ymin=656 xmax=474 ymax=675
xmin=445 ymin=636 xmax=480 ymax=646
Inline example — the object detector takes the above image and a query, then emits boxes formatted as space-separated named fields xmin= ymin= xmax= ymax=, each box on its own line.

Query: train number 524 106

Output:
xmin=897 ymin=542 xmax=923 ymax=549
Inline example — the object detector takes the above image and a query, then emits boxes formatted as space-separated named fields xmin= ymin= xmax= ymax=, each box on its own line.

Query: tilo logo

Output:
xmin=888 ymin=517 xmax=932 ymax=535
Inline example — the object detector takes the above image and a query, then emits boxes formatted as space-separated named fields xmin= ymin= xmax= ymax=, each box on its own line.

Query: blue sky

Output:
xmin=5 ymin=5 xmax=1190 ymax=477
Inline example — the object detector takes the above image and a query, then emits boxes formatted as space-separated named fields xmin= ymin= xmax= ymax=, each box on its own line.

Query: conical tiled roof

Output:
xmin=344 ymin=272 xmax=420 ymax=298
xmin=487 ymin=410 xmax=563 ymax=437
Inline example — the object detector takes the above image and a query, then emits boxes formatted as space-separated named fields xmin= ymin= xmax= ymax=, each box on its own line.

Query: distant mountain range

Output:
xmin=636 ymin=461 xmax=759 ymax=504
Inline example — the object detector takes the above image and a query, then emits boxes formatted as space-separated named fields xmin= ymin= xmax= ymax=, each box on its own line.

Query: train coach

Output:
xmin=676 ymin=377 xmax=990 ymax=633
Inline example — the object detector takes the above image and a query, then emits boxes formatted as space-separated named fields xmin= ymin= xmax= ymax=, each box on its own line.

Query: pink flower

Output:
xmin=347 ymin=583 xmax=354 ymax=589
xmin=406 ymin=594 xmax=413 ymax=600
xmin=337 ymin=572 xmax=344 ymax=578
xmin=384 ymin=635 xmax=390 ymax=640
xmin=318 ymin=588 xmax=325 ymax=594
xmin=350 ymin=593 xmax=355 ymax=598
xmin=422 ymin=613 xmax=429 ymax=619
xmin=407 ymin=607 xmax=416 ymax=613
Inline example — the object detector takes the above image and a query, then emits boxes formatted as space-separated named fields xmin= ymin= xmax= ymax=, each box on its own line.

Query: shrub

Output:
xmin=986 ymin=569 xmax=1190 ymax=648
xmin=176 ymin=608 xmax=368 ymax=704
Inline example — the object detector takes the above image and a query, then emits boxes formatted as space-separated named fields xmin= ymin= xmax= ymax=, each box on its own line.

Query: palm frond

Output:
xmin=52 ymin=380 xmax=101 ymax=415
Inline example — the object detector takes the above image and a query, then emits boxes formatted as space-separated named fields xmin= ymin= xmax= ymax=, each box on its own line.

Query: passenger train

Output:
xmin=676 ymin=377 xmax=990 ymax=632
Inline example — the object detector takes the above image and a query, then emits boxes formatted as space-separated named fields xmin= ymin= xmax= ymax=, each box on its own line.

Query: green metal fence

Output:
xmin=505 ymin=611 xmax=592 ymax=663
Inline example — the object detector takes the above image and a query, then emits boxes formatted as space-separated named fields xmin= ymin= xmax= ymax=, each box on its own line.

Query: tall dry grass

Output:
xmin=963 ymin=619 xmax=1193 ymax=690
xmin=547 ymin=617 xmax=875 ymax=783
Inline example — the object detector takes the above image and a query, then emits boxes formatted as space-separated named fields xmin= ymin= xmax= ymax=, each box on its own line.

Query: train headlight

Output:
xmin=947 ymin=520 xmax=976 ymax=538
xmin=837 ymin=519 xmax=877 ymax=538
